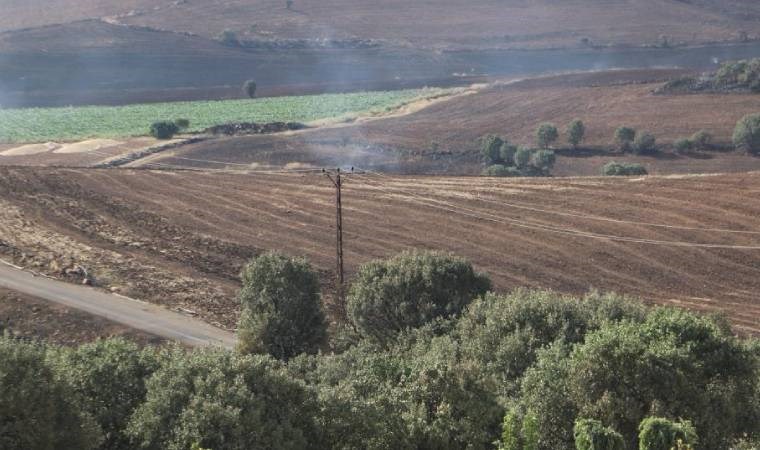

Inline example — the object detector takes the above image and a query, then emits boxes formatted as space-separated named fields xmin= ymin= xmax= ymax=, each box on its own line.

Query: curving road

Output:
xmin=0 ymin=263 xmax=236 ymax=348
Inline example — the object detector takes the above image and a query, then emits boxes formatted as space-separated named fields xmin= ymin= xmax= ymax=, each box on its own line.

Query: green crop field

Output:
xmin=0 ymin=89 xmax=447 ymax=143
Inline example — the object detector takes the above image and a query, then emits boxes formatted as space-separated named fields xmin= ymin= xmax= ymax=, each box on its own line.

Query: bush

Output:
xmin=149 ymin=121 xmax=180 ymax=139
xmin=514 ymin=147 xmax=533 ymax=169
xmin=614 ymin=127 xmax=636 ymax=152
xmin=237 ymin=252 xmax=327 ymax=360
xmin=690 ymin=130 xmax=713 ymax=150
xmin=216 ymin=29 xmax=240 ymax=46
xmin=633 ymin=131 xmax=657 ymax=155
xmin=601 ymin=162 xmax=648 ymax=176
xmin=52 ymin=338 xmax=159 ymax=450
xmin=243 ymin=79 xmax=258 ymax=99
xmin=673 ymin=138 xmax=692 ymax=153
xmin=0 ymin=336 xmax=101 ymax=450
xmin=567 ymin=119 xmax=586 ymax=149
xmin=536 ymin=123 xmax=559 ymax=149
xmin=347 ymin=250 xmax=491 ymax=345
xmin=532 ymin=149 xmax=556 ymax=174
xmin=174 ymin=118 xmax=190 ymax=130
xmin=482 ymin=164 xmax=521 ymax=177
xmin=574 ymin=419 xmax=625 ymax=450
xmin=127 ymin=349 xmax=319 ymax=450
xmin=733 ymin=113 xmax=760 ymax=154
xmin=481 ymin=135 xmax=506 ymax=165
xmin=500 ymin=141 xmax=518 ymax=165
xmin=638 ymin=417 xmax=697 ymax=450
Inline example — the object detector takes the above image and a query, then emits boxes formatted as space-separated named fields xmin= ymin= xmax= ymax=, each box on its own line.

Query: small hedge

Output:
xmin=601 ymin=162 xmax=648 ymax=176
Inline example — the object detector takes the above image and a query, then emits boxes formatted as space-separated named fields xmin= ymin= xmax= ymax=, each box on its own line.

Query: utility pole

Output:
xmin=324 ymin=168 xmax=345 ymax=318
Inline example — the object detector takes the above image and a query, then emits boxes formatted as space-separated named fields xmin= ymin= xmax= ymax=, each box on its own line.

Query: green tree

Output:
xmin=673 ymin=138 xmax=692 ymax=153
xmin=574 ymin=419 xmax=625 ymax=450
xmin=500 ymin=141 xmax=518 ymax=165
xmin=501 ymin=410 xmax=522 ymax=450
xmin=690 ymin=130 xmax=712 ymax=150
xmin=614 ymin=127 xmax=636 ymax=152
xmin=127 ymin=348 xmax=319 ymax=450
xmin=0 ymin=336 xmax=101 ymax=450
xmin=480 ymin=135 xmax=505 ymax=165
xmin=532 ymin=149 xmax=556 ymax=174
xmin=347 ymin=250 xmax=491 ymax=346
xmin=733 ymin=113 xmax=760 ymax=154
xmin=237 ymin=252 xmax=327 ymax=360
xmin=217 ymin=29 xmax=240 ymax=46
xmin=638 ymin=417 xmax=697 ymax=450
xmin=52 ymin=338 xmax=159 ymax=450
xmin=514 ymin=147 xmax=533 ymax=169
xmin=633 ymin=131 xmax=657 ymax=155
xmin=567 ymin=119 xmax=586 ymax=149
xmin=150 ymin=121 xmax=180 ymax=139
xmin=243 ymin=79 xmax=257 ymax=99
xmin=536 ymin=123 xmax=559 ymax=149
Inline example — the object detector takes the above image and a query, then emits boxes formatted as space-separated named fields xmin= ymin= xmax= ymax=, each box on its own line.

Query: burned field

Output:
xmin=1 ymin=167 xmax=759 ymax=334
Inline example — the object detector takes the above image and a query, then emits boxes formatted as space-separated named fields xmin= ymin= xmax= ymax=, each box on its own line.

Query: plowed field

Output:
xmin=1 ymin=167 xmax=759 ymax=334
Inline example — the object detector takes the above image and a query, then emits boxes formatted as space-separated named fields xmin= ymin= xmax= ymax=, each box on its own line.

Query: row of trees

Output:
xmin=480 ymin=134 xmax=557 ymax=177
xmin=4 ymin=250 xmax=758 ymax=450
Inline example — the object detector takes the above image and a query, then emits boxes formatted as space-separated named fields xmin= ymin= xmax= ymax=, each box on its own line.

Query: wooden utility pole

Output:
xmin=324 ymin=168 xmax=345 ymax=316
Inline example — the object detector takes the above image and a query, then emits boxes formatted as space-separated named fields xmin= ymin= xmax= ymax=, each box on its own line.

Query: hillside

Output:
xmin=3 ymin=0 xmax=760 ymax=49
xmin=1 ymin=167 xmax=759 ymax=334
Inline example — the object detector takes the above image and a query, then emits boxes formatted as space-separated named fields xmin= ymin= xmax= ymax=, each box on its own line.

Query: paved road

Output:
xmin=0 ymin=263 xmax=236 ymax=348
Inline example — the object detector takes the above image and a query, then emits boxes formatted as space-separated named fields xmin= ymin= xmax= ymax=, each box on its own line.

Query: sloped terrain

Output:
xmin=0 ymin=167 xmax=759 ymax=334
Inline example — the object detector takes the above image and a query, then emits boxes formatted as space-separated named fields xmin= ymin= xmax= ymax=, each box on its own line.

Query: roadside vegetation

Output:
xmin=659 ymin=58 xmax=760 ymax=94
xmin=0 ymin=88 xmax=447 ymax=143
xmin=2 ymin=250 xmax=759 ymax=450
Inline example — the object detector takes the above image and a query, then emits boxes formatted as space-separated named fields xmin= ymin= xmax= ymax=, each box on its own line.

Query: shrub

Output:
xmin=574 ymin=419 xmax=625 ymax=450
xmin=614 ymin=127 xmax=636 ymax=152
xmin=149 ymin=121 xmax=180 ymax=139
xmin=243 ymin=79 xmax=258 ymax=99
xmin=216 ymin=29 xmax=240 ymax=46
xmin=601 ymin=162 xmax=648 ymax=176
xmin=633 ymin=131 xmax=657 ymax=155
xmin=567 ymin=119 xmax=586 ymax=149
xmin=500 ymin=141 xmax=518 ymax=165
xmin=690 ymin=130 xmax=713 ymax=150
xmin=483 ymin=164 xmax=521 ymax=177
xmin=532 ymin=149 xmax=556 ymax=174
xmin=0 ymin=336 xmax=101 ymax=450
xmin=536 ymin=123 xmax=559 ymax=149
xmin=127 ymin=349 xmax=319 ymax=450
xmin=673 ymin=138 xmax=693 ymax=153
xmin=174 ymin=118 xmax=190 ymax=130
xmin=52 ymin=338 xmax=159 ymax=450
xmin=347 ymin=250 xmax=491 ymax=345
xmin=733 ymin=113 xmax=760 ymax=154
xmin=638 ymin=417 xmax=697 ymax=450
xmin=481 ymin=134 xmax=506 ymax=165
xmin=514 ymin=147 xmax=533 ymax=169
xmin=237 ymin=252 xmax=327 ymax=360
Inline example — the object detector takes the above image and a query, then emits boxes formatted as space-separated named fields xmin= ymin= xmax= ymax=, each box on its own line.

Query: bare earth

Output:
xmin=1 ymin=167 xmax=759 ymax=335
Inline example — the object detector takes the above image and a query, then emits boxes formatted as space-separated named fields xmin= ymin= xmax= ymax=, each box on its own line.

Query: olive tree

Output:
xmin=480 ymin=135 xmax=505 ymax=165
xmin=633 ymin=131 xmax=657 ymax=155
xmin=237 ymin=251 xmax=327 ymax=360
xmin=614 ymin=127 xmax=636 ymax=152
xmin=536 ymin=123 xmax=559 ymax=149
xmin=690 ymin=130 xmax=712 ymax=151
xmin=733 ymin=113 xmax=760 ymax=154
xmin=243 ymin=79 xmax=257 ymax=99
xmin=574 ymin=419 xmax=625 ymax=450
xmin=514 ymin=147 xmax=533 ymax=169
xmin=347 ymin=250 xmax=491 ymax=345
xmin=150 ymin=121 xmax=180 ymax=139
xmin=638 ymin=417 xmax=697 ymax=450
xmin=567 ymin=119 xmax=586 ymax=149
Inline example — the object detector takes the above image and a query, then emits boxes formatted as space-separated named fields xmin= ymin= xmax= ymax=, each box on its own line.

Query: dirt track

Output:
xmin=0 ymin=167 xmax=759 ymax=334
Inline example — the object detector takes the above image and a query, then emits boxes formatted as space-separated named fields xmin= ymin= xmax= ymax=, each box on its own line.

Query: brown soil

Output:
xmin=144 ymin=69 xmax=760 ymax=176
xmin=1 ymin=167 xmax=759 ymax=335
xmin=3 ymin=0 xmax=760 ymax=50
xmin=0 ymin=287 xmax=164 ymax=346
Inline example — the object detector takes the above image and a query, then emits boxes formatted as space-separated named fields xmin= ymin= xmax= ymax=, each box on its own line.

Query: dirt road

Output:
xmin=0 ymin=263 xmax=235 ymax=348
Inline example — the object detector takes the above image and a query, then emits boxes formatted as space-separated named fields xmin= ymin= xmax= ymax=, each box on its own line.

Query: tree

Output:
xmin=690 ymin=130 xmax=712 ymax=150
xmin=0 ymin=336 xmax=101 ymax=450
xmin=567 ymin=119 xmax=585 ymax=149
xmin=633 ymin=132 xmax=657 ymax=155
xmin=536 ymin=123 xmax=559 ymax=149
xmin=638 ymin=418 xmax=697 ymax=450
xmin=217 ymin=29 xmax=240 ymax=46
xmin=574 ymin=419 xmax=625 ymax=450
xmin=52 ymin=338 xmax=159 ymax=450
xmin=614 ymin=127 xmax=636 ymax=152
xmin=243 ymin=79 xmax=258 ymax=99
xmin=127 ymin=349 xmax=320 ymax=450
xmin=347 ymin=250 xmax=491 ymax=345
xmin=150 ymin=121 xmax=180 ymax=139
xmin=532 ymin=149 xmax=556 ymax=174
xmin=500 ymin=141 xmax=518 ymax=166
xmin=237 ymin=252 xmax=327 ymax=360
xmin=481 ymin=135 xmax=505 ymax=165
xmin=673 ymin=138 xmax=693 ymax=154
xmin=514 ymin=147 xmax=533 ymax=169
xmin=733 ymin=113 xmax=760 ymax=154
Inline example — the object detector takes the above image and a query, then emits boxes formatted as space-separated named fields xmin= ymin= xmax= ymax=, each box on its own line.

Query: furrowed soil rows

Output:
xmin=0 ymin=167 xmax=759 ymax=334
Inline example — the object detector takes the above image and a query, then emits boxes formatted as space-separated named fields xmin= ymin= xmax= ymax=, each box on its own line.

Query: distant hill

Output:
xmin=3 ymin=0 xmax=760 ymax=50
